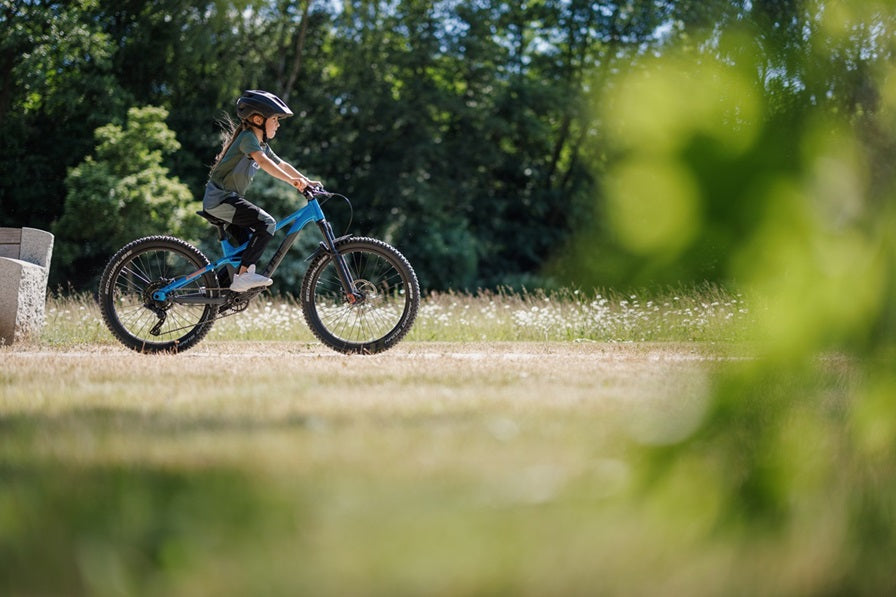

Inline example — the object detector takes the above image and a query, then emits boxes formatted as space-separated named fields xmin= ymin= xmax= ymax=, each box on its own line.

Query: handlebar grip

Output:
xmin=303 ymin=185 xmax=330 ymax=200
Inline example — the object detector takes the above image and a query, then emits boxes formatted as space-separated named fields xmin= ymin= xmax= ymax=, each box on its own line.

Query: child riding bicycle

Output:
xmin=203 ymin=89 xmax=320 ymax=292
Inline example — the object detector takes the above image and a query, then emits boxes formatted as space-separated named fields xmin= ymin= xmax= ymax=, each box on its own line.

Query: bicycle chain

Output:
xmin=147 ymin=287 xmax=268 ymax=337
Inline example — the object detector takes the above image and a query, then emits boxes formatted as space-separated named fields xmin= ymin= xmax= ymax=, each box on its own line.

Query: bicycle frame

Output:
xmin=151 ymin=196 xmax=356 ymax=303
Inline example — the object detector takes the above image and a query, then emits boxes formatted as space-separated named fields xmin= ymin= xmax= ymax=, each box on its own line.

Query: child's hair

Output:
xmin=210 ymin=113 xmax=250 ymax=172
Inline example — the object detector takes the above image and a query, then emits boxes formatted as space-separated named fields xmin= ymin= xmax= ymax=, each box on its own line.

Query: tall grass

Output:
xmin=40 ymin=284 xmax=752 ymax=347
xmin=414 ymin=286 xmax=750 ymax=343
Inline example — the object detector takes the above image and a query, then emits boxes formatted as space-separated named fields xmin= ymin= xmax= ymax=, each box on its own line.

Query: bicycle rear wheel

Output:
xmin=301 ymin=237 xmax=420 ymax=354
xmin=98 ymin=236 xmax=219 ymax=353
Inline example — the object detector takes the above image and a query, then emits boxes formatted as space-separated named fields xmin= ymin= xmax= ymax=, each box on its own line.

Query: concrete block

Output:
xmin=20 ymin=227 xmax=55 ymax=269
xmin=0 ymin=227 xmax=54 ymax=345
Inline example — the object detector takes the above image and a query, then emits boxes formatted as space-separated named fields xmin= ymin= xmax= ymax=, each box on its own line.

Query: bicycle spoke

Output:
xmin=309 ymin=245 xmax=412 ymax=346
xmin=100 ymin=237 xmax=219 ymax=352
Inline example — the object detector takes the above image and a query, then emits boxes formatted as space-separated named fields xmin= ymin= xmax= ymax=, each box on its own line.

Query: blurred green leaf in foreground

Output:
xmin=558 ymin=1 xmax=896 ymax=592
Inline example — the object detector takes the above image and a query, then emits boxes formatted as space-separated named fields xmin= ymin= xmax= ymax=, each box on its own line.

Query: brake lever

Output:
xmin=302 ymin=185 xmax=326 ymax=200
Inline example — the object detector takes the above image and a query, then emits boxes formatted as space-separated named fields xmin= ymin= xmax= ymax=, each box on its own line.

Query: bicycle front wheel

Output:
xmin=301 ymin=237 xmax=420 ymax=354
xmin=98 ymin=236 xmax=219 ymax=353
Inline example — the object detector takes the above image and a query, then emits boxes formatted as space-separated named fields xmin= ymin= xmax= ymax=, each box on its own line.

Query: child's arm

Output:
xmin=250 ymin=150 xmax=317 ymax=191
xmin=279 ymin=161 xmax=321 ymax=188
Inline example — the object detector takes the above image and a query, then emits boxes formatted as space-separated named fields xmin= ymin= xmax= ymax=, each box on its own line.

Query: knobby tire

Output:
xmin=98 ymin=236 xmax=219 ymax=353
xmin=301 ymin=237 xmax=419 ymax=354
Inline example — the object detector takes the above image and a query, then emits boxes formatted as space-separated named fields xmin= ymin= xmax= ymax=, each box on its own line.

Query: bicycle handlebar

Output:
xmin=300 ymin=185 xmax=354 ymax=234
xmin=302 ymin=185 xmax=332 ymax=200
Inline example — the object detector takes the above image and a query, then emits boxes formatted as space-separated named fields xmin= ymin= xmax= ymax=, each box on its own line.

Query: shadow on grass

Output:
xmin=0 ymin=464 xmax=303 ymax=596
xmin=0 ymin=407 xmax=314 ymax=437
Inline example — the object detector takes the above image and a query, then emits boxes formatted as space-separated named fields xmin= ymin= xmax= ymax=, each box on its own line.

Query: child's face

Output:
xmin=265 ymin=116 xmax=280 ymax=139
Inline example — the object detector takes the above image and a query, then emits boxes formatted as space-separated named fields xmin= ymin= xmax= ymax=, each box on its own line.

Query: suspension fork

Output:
xmin=317 ymin=219 xmax=362 ymax=304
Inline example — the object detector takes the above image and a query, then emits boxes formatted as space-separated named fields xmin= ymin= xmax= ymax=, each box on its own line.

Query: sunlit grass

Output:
xmin=6 ymin=286 xmax=891 ymax=595
xmin=0 ymin=336 xmax=863 ymax=595
xmin=40 ymin=284 xmax=753 ymax=347
xmin=0 ymin=338 xmax=748 ymax=595
xmin=413 ymin=286 xmax=751 ymax=343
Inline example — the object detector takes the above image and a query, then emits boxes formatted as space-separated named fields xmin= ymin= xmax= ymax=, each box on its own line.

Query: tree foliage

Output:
xmin=52 ymin=106 xmax=197 ymax=283
xmin=1 ymin=0 xmax=894 ymax=293
xmin=4 ymin=3 xmax=896 ymax=592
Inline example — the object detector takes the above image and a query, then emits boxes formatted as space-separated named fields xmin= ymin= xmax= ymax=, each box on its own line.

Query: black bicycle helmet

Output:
xmin=236 ymin=89 xmax=293 ymax=121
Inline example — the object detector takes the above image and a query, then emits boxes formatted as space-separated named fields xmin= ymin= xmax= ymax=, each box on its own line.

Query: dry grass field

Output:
xmin=2 ymin=292 xmax=890 ymax=595
xmin=2 ymin=341 xmax=721 ymax=471
xmin=1 ymin=335 xmax=743 ymax=595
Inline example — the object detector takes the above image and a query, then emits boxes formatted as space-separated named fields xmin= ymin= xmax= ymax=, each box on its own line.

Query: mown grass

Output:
xmin=3 ymin=288 xmax=892 ymax=595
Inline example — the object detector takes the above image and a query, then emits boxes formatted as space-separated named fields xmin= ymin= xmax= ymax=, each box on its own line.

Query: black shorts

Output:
xmin=203 ymin=185 xmax=276 ymax=267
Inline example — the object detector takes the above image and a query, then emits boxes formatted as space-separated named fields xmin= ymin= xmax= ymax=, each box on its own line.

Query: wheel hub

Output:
xmin=143 ymin=280 xmax=172 ymax=310
xmin=350 ymin=279 xmax=379 ymax=306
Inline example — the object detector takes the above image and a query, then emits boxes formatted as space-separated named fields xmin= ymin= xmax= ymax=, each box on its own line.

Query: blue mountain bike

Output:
xmin=98 ymin=187 xmax=420 ymax=354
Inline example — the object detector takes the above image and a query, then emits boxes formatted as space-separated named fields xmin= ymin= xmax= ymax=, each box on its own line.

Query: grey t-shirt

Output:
xmin=209 ymin=130 xmax=281 ymax=196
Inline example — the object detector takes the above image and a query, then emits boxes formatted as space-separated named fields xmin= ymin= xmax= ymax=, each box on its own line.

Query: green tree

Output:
xmin=0 ymin=0 xmax=127 ymax=228
xmin=4 ymin=0 xmax=677 ymax=291
xmin=276 ymin=0 xmax=644 ymax=290
xmin=95 ymin=0 xmax=279 ymax=190
xmin=20 ymin=1 xmax=883 ymax=292
xmin=52 ymin=106 xmax=198 ymax=289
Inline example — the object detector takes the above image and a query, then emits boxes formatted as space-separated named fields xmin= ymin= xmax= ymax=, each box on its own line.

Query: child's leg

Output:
xmin=206 ymin=196 xmax=276 ymax=271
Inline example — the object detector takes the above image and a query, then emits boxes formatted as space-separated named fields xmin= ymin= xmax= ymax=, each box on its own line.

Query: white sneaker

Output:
xmin=230 ymin=264 xmax=273 ymax=292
